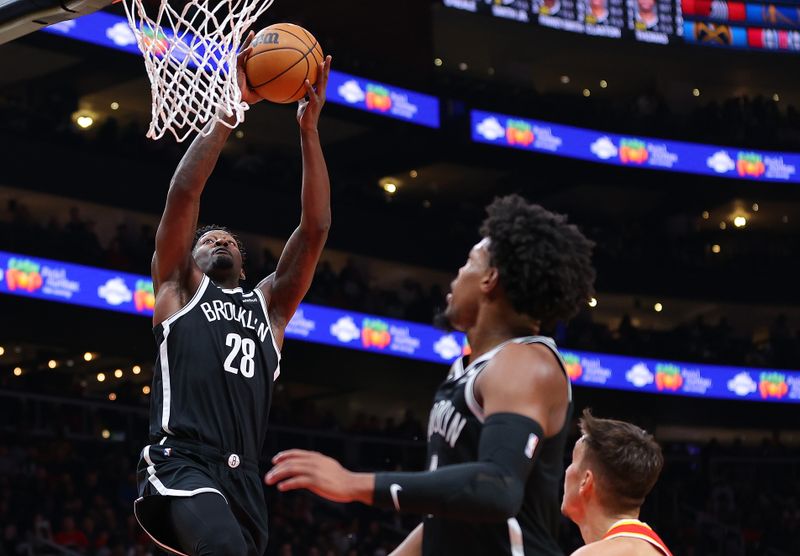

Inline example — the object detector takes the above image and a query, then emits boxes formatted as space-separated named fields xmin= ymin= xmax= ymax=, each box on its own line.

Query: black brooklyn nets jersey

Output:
xmin=149 ymin=275 xmax=281 ymax=461
xmin=423 ymin=336 xmax=572 ymax=556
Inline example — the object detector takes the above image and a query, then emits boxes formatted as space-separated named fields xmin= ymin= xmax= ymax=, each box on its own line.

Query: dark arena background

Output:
xmin=2 ymin=0 xmax=800 ymax=554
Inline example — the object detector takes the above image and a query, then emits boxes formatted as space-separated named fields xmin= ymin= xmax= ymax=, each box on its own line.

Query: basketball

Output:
xmin=244 ymin=23 xmax=324 ymax=104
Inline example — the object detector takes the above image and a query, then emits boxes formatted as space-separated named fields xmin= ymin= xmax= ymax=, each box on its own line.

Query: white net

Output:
xmin=122 ymin=0 xmax=274 ymax=141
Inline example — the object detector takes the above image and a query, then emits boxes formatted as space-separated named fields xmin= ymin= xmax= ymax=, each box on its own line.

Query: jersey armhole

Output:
xmin=253 ymin=288 xmax=282 ymax=380
xmin=465 ymin=337 xmax=572 ymax=425
xmin=154 ymin=275 xmax=211 ymax=330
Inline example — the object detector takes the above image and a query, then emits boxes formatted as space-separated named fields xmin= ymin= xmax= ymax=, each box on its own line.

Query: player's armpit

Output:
xmin=372 ymin=413 xmax=545 ymax=522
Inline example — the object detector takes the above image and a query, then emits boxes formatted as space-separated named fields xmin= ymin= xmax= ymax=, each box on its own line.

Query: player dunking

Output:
xmin=266 ymin=195 xmax=596 ymax=556
xmin=562 ymin=411 xmax=672 ymax=556
xmin=133 ymin=33 xmax=333 ymax=556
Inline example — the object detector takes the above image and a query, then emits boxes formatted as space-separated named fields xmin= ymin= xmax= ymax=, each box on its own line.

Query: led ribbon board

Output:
xmin=443 ymin=0 xmax=800 ymax=52
xmin=3 ymin=250 xmax=800 ymax=403
xmin=41 ymin=12 xmax=440 ymax=128
xmin=471 ymin=109 xmax=799 ymax=183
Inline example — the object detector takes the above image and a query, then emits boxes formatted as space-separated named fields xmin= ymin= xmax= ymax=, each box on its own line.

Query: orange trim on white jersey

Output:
xmin=603 ymin=519 xmax=672 ymax=556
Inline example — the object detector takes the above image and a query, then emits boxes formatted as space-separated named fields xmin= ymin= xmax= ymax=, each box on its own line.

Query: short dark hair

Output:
xmin=479 ymin=195 xmax=595 ymax=326
xmin=579 ymin=409 xmax=664 ymax=513
xmin=194 ymin=224 xmax=247 ymax=264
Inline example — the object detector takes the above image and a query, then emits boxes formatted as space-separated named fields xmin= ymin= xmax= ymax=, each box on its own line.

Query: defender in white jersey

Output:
xmin=134 ymin=40 xmax=333 ymax=556
xmin=266 ymin=195 xmax=596 ymax=556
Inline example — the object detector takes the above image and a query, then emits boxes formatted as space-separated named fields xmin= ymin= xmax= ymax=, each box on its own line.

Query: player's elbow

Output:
xmin=486 ymin=481 xmax=524 ymax=520
xmin=300 ymin=216 xmax=331 ymax=238
xmin=466 ymin=473 xmax=525 ymax=521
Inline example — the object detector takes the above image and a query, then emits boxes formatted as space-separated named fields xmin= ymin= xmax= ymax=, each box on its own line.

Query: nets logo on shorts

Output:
xmin=655 ymin=363 xmax=683 ymax=391
xmin=5 ymin=258 xmax=43 ymax=293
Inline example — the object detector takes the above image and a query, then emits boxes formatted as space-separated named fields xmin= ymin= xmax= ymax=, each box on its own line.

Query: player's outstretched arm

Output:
xmin=151 ymin=33 xmax=260 ymax=322
xmin=259 ymin=56 xmax=332 ymax=345
xmin=266 ymin=344 xmax=568 ymax=522
xmin=388 ymin=523 xmax=423 ymax=556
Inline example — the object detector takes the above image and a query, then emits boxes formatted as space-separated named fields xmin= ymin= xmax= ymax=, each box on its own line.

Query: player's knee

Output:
xmin=196 ymin=527 xmax=247 ymax=556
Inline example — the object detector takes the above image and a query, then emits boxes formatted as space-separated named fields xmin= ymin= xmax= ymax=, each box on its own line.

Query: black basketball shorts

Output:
xmin=134 ymin=437 xmax=268 ymax=556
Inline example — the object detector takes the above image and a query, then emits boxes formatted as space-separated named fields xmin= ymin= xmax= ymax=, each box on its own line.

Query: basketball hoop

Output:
xmin=121 ymin=0 xmax=275 ymax=141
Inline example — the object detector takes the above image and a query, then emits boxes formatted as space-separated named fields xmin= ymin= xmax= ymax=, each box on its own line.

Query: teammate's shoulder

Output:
xmin=486 ymin=340 xmax=562 ymax=378
xmin=571 ymin=537 xmax=663 ymax=556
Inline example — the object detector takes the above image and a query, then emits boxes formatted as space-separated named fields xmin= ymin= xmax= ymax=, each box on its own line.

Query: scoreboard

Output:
xmin=444 ymin=0 xmax=800 ymax=52
xmin=445 ymin=0 xmax=684 ymax=44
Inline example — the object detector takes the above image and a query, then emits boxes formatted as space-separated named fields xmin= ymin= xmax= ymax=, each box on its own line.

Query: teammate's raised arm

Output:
xmin=259 ymin=56 xmax=333 ymax=346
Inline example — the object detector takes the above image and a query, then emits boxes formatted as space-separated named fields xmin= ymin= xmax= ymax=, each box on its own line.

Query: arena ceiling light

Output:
xmin=75 ymin=114 xmax=94 ymax=129
xmin=733 ymin=216 xmax=747 ymax=228
xmin=379 ymin=177 xmax=401 ymax=195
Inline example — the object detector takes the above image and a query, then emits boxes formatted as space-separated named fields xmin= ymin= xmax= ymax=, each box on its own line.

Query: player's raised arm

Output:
xmin=259 ymin=56 xmax=332 ymax=344
xmin=151 ymin=33 xmax=260 ymax=321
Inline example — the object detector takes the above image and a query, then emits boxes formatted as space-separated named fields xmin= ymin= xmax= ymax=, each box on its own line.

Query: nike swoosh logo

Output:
xmin=389 ymin=483 xmax=403 ymax=511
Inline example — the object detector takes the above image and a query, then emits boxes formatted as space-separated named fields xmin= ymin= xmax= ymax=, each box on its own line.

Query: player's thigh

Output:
xmin=168 ymin=493 xmax=247 ymax=556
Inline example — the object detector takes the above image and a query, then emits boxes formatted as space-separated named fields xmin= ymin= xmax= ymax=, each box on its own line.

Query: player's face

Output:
xmin=193 ymin=230 xmax=244 ymax=279
xmin=561 ymin=437 xmax=588 ymax=521
xmin=443 ymin=238 xmax=493 ymax=331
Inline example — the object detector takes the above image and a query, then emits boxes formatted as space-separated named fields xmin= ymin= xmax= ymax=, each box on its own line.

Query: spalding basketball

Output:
xmin=244 ymin=23 xmax=324 ymax=104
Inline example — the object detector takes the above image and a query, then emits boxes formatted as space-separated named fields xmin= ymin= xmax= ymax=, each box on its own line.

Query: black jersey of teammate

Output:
xmin=422 ymin=336 xmax=572 ymax=556
xmin=148 ymin=275 xmax=281 ymax=461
